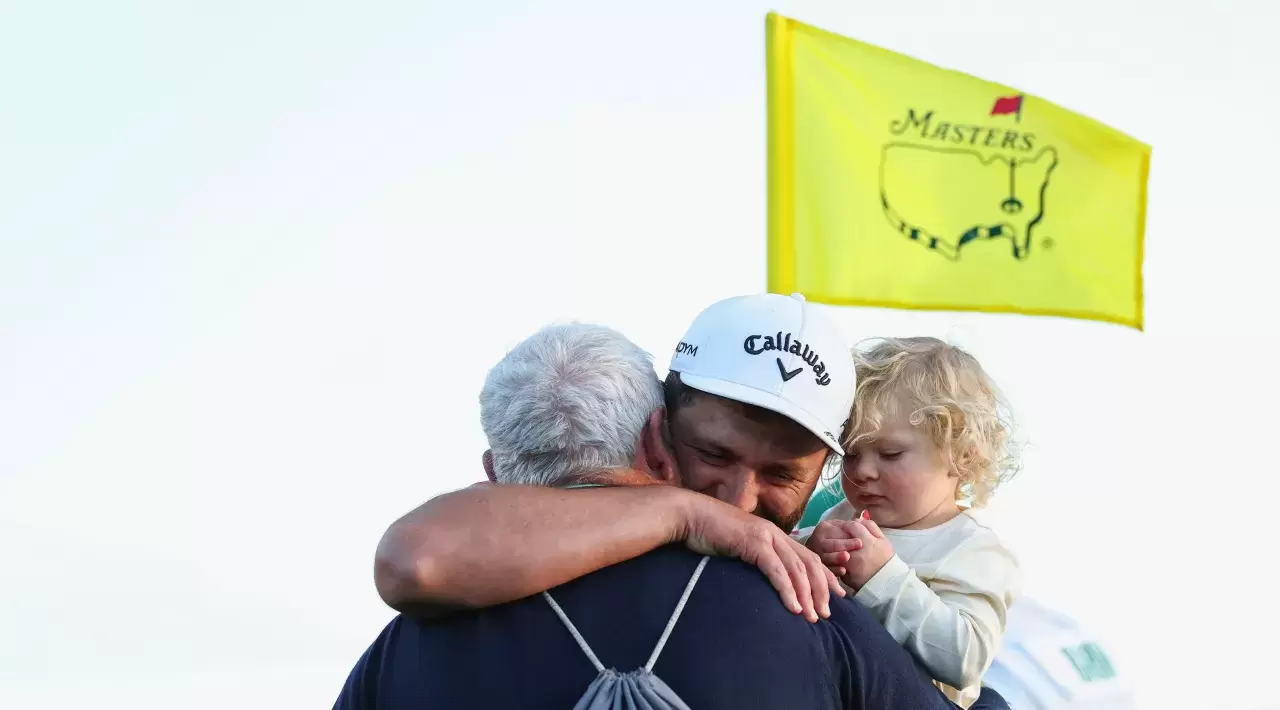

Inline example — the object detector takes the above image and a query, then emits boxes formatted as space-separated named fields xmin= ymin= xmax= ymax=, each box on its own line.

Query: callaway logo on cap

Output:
xmin=669 ymin=293 xmax=855 ymax=453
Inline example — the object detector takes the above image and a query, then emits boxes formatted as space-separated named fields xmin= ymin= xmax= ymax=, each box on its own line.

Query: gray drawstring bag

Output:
xmin=542 ymin=555 xmax=710 ymax=710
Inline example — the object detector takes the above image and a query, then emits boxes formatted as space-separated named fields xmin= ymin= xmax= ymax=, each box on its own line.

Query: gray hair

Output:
xmin=479 ymin=323 xmax=665 ymax=487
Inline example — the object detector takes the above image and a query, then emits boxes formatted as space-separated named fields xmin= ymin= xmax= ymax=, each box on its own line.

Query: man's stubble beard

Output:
xmin=766 ymin=506 xmax=805 ymax=535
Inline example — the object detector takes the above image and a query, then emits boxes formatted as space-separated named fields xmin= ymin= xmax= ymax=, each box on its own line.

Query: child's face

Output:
xmin=840 ymin=404 xmax=961 ymax=530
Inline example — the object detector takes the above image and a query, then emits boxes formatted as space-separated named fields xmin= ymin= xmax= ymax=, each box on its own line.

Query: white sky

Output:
xmin=2 ymin=1 xmax=1278 ymax=708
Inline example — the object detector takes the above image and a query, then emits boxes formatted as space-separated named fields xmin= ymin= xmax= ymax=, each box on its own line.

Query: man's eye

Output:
xmin=697 ymin=448 xmax=729 ymax=464
xmin=767 ymin=470 xmax=800 ymax=484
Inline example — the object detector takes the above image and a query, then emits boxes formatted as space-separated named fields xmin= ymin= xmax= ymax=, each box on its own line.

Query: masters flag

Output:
xmin=765 ymin=13 xmax=1151 ymax=329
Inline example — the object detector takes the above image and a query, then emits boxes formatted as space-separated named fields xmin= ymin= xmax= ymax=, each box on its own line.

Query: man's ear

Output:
xmin=482 ymin=449 xmax=497 ymax=483
xmin=637 ymin=408 xmax=679 ymax=485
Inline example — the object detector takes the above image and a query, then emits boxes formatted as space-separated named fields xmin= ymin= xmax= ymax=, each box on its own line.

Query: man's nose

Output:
xmin=718 ymin=470 xmax=762 ymax=513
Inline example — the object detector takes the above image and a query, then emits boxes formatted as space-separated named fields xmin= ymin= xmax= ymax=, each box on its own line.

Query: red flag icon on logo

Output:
xmin=991 ymin=94 xmax=1024 ymax=119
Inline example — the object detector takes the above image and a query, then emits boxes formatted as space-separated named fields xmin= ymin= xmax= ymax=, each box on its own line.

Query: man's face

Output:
xmin=666 ymin=394 xmax=830 ymax=532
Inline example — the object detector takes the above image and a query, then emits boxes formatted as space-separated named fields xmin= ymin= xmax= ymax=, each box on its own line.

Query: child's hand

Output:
xmin=805 ymin=519 xmax=865 ymax=578
xmin=841 ymin=512 xmax=895 ymax=590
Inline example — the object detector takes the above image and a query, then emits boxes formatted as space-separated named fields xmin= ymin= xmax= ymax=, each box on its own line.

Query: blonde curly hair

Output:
xmin=844 ymin=337 xmax=1018 ymax=508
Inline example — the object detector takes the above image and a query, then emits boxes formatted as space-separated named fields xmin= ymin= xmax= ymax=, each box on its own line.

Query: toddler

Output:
xmin=797 ymin=337 xmax=1021 ymax=709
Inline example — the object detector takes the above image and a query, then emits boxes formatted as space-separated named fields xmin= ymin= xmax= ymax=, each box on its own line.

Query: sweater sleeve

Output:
xmin=852 ymin=530 xmax=1021 ymax=691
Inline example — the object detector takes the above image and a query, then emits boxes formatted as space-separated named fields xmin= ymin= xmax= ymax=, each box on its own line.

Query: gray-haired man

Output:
xmin=333 ymin=320 xmax=955 ymax=709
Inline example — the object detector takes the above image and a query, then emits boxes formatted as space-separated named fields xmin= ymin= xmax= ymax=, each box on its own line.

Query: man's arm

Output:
xmin=374 ymin=484 xmax=686 ymax=615
xmin=374 ymin=483 xmax=841 ymax=622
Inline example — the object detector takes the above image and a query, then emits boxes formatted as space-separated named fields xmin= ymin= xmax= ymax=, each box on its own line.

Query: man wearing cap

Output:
xmin=335 ymin=319 xmax=956 ymax=709
xmin=374 ymin=293 xmax=861 ymax=623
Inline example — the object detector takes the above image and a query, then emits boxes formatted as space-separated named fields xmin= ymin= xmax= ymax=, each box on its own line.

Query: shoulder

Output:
xmin=685 ymin=549 xmax=819 ymax=609
xmin=332 ymin=615 xmax=411 ymax=710
xmin=949 ymin=512 xmax=1018 ymax=562
xmin=601 ymin=549 xmax=851 ymax=707
xmin=915 ymin=511 xmax=1012 ymax=557
xmin=622 ymin=549 xmax=839 ymax=653
xmin=562 ymin=545 xmax=795 ymax=611
xmin=820 ymin=597 xmax=959 ymax=709
xmin=934 ymin=513 xmax=1022 ymax=594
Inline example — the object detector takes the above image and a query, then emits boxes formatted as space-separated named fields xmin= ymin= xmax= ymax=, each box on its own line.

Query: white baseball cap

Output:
xmin=669 ymin=293 xmax=855 ymax=454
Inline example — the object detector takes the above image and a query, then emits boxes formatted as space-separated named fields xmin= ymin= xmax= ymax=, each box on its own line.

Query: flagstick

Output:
xmin=1002 ymin=161 xmax=1022 ymax=214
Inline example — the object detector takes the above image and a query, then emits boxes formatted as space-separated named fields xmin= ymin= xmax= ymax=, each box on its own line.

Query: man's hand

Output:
xmin=680 ymin=494 xmax=845 ymax=623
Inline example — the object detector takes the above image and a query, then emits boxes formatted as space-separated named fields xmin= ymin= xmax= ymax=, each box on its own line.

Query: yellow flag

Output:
xmin=766 ymin=13 xmax=1150 ymax=329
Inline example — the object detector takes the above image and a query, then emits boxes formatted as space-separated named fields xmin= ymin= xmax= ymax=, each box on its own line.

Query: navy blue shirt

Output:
xmin=334 ymin=545 xmax=953 ymax=709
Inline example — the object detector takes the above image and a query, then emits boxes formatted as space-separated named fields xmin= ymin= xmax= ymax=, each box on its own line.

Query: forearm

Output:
xmin=374 ymin=483 xmax=693 ymax=615
xmin=853 ymin=557 xmax=998 ymax=689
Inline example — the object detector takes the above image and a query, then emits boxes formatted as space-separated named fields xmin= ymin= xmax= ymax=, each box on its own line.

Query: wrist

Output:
xmin=852 ymin=553 xmax=906 ymax=596
xmin=657 ymin=485 xmax=704 ymax=545
xmin=852 ymin=553 xmax=893 ymax=588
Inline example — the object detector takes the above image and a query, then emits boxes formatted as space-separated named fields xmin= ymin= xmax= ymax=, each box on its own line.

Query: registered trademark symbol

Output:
xmin=1042 ymin=237 xmax=1055 ymax=250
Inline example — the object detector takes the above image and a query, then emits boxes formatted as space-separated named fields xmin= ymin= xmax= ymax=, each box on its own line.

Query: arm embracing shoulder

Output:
xmin=373 ymin=483 xmax=693 ymax=616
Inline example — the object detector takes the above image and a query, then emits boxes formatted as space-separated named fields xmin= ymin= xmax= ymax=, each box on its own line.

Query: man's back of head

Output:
xmin=479 ymin=323 xmax=663 ymax=487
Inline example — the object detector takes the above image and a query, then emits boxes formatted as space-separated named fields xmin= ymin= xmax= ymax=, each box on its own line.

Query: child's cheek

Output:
xmin=880 ymin=475 xmax=910 ymax=508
